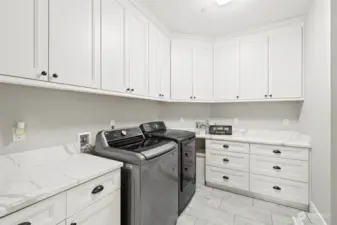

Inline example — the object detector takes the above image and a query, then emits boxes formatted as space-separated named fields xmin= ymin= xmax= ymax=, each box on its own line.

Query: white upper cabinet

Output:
xmin=171 ymin=40 xmax=194 ymax=100
xmin=239 ymin=33 xmax=269 ymax=100
xmin=214 ymin=40 xmax=240 ymax=100
xmin=49 ymin=0 xmax=100 ymax=88
xmin=193 ymin=41 xmax=214 ymax=101
xmin=101 ymin=0 xmax=127 ymax=93
xmin=0 ymin=0 xmax=48 ymax=81
xmin=159 ymin=34 xmax=171 ymax=100
xmin=171 ymin=39 xmax=213 ymax=101
xmin=149 ymin=24 xmax=171 ymax=99
xmin=126 ymin=9 xmax=149 ymax=96
xmin=268 ymin=25 xmax=303 ymax=99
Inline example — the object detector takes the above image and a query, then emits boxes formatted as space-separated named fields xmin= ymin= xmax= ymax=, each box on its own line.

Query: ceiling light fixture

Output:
xmin=216 ymin=0 xmax=234 ymax=6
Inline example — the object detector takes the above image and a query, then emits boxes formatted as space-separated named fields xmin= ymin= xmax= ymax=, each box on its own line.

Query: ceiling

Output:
xmin=135 ymin=0 xmax=313 ymax=37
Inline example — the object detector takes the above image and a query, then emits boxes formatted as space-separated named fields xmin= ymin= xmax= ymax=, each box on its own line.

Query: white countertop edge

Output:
xmin=195 ymin=134 xmax=311 ymax=149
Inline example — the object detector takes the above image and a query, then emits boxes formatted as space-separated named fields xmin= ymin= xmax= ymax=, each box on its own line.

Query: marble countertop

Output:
xmin=0 ymin=144 xmax=123 ymax=218
xmin=176 ymin=128 xmax=311 ymax=148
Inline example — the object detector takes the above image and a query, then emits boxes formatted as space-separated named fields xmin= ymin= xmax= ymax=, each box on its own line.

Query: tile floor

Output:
xmin=177 ymin=184 xmax=321 ymax=225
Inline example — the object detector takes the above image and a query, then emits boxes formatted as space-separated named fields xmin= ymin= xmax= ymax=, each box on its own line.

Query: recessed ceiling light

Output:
xmin=216 ymin=0 xmax=235 ymax=6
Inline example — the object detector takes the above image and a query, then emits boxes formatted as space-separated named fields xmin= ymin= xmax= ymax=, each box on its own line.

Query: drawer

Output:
xmin=67 ymin=169 xmax=121 ymax=217
xmin=251 ymin=155 xmax=309 ymax=182
xmin=0 ymin=193 xmax=66 ymax=225
xmin=66 ymin=190 xmax=120 ymax=225
xmin=250 ymin=144 xmax=309 ymax=161
xmin=250 ymin=174 xmax=309 ymax=205
xmin=206 ymin=140 xmax=249 ymax=153
xmin=206 ymin=166 xmax=249 ymax=191
xmin=206 ymin=149 xmax=249 ymax=172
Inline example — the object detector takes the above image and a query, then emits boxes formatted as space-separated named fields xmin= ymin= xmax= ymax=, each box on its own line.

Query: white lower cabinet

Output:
xmin=206 ymin=166 xmax=249 ymax=191
xmin=0 ymin=194 xmax=66 ymax=225
xmin=206 ymin=139 xmax=310 ymax=209
xmin=250 ymin=174 xmax=308 ymax=205
xmin=0 ymin=171 xmax=121 ymax=225
xmin=66 ymin=190 xmax=120 ymax=225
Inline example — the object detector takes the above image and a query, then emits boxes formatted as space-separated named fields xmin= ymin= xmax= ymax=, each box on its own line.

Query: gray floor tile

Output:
xmin=177 ymin=214 xmax=198 ymax=225
xmin=189 ymin=192 xmax=222 ymax=209
xmin=253 ymin=199 xmax=301 ymax=217
xmin=211 ymin=188 xmax=234 ymax=199
xmin=234 ymin=215 xmax=270 ymax=225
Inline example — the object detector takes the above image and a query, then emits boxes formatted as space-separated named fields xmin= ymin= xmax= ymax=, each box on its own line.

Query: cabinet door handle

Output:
xmin=223 ymin=176 xmax=229 ymax=180
xmin=126 ymin=88 xmax=130 ymax=92
xmin=236 ymin=96 xmax=239 ymax=99
xmin=92 ymin=185 xmax=104 ymax=194
xmin=270 ymin=94 xmax=273 ymax=98
xmin=130 ymin=88 xmax=134 ymax=92
xmin=70 ymin=223 xmax=77 ymax=225
xmin=223 ymin=158 xmax=229 ymax=163
xmin=273 ymin=166 xmax=281 ymax=170
xmin=18 ymin=222 xmax=31 ymax=225
xmin=223 ymin=144 xmax=229 ymax=149
xmin=194 ymin=96 xmax=196 ymax=99
xmin=52 ymin=74 xmax=58 ymax=78
xmin=273 ymin=150 xmax=281 ymax=154
xmin=273 ymin=186 xmax=281 ymax=191
xmin=265 ymin=94 xmax=268 ymax=98
xmin=190 ymin=96 xmax=193 ymax=99
xmin=41 ymin=71 xmax=47 ymax=76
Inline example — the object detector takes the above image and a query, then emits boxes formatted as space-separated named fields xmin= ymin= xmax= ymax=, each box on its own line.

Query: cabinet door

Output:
xmin=148 ymin=24 xmax=161 ymax=98
xmin=126 ymin=10 xmax=149 ymax=96
xmin=67 ymin=190 xmax=120 ymax=225
xmin=171 ymin=40 xmax=193 ymax=100
xmin=193 ymin=41 xmax=214 ymax=101
xmin=239 ymin=34 xmax=268 ymax=99
xmin=49 ymin=0 xmax=100 ymax=88
xmin=0 ymin=194 xmax=66 ymax=225
xmin=160 ymin=34 xmax=171 ymax=100
xmin=214 ymin=40 xmax=240 ymax=100
xmin=0 ymin=0 xmax=48 ymax=81
xmin=269 ymin=25 xmax=303 ymax=99
xmin=101 ymin=0 xmax=127 ymax=93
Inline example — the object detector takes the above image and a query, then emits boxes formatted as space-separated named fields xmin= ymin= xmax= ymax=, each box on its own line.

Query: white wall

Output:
xmin=158 ymin=101 xmax=302 ymax=130
xmin=0 ymin=84 xmax=160 ymax=155
xmin=299 ymin=0 xmax=331 ymax=222
xmin=331 ymin=0 xmax=336 ymax=224
xmin=211 ymin=102 xmax=302 ymax=130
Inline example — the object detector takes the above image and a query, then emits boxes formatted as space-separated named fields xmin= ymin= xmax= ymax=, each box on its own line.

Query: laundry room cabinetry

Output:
xmin=0 ymin=171 xmax=121 ymax=225
xmin=171 ymin=39 xmax=213 ymax=101
xmin=213 ymin=24 xmax=303 ymax=102
xmin=149 ymin=24 xmax=171 ymax=100
xmin=205 ymin=140 xmax=310 ymax=210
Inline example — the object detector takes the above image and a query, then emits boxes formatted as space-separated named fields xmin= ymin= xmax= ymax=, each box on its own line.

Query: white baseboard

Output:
xmin=309 ymin=201 xmax=329 ymax=225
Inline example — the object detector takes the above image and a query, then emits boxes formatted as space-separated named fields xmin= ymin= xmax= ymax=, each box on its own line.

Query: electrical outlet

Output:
xmin=78 ymin=132 xmax=91 ymax=152
xmin=110 ymin=120 xmax=116 ymax=129
xmin=233 ymin=118 xmax=239 ymax=125
xmin=283 ymin=119 xmax=290 ymax=126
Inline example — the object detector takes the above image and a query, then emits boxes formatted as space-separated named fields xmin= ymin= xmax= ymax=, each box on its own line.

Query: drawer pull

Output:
xmin=71 ymin=223 xmax=77 ymax=225
xmin=273 ymin=150 xmax=282 ymax=154
xmin=223 ymin=176 xmax=229 ymax=180
xmin=273 ymin=186 xmax=282 ymax=191
xmin=18 ymin=223 xmax=31 ymax=225
xmin=273 ymin=166 xmax=281 ymax=170
xmin=223 ymin=145 xmax=229 ymax=149
xmin=223 ymin=158 xmax=230 ymax=163
xmin=92 ymin=185 xmax=105 ymax=194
